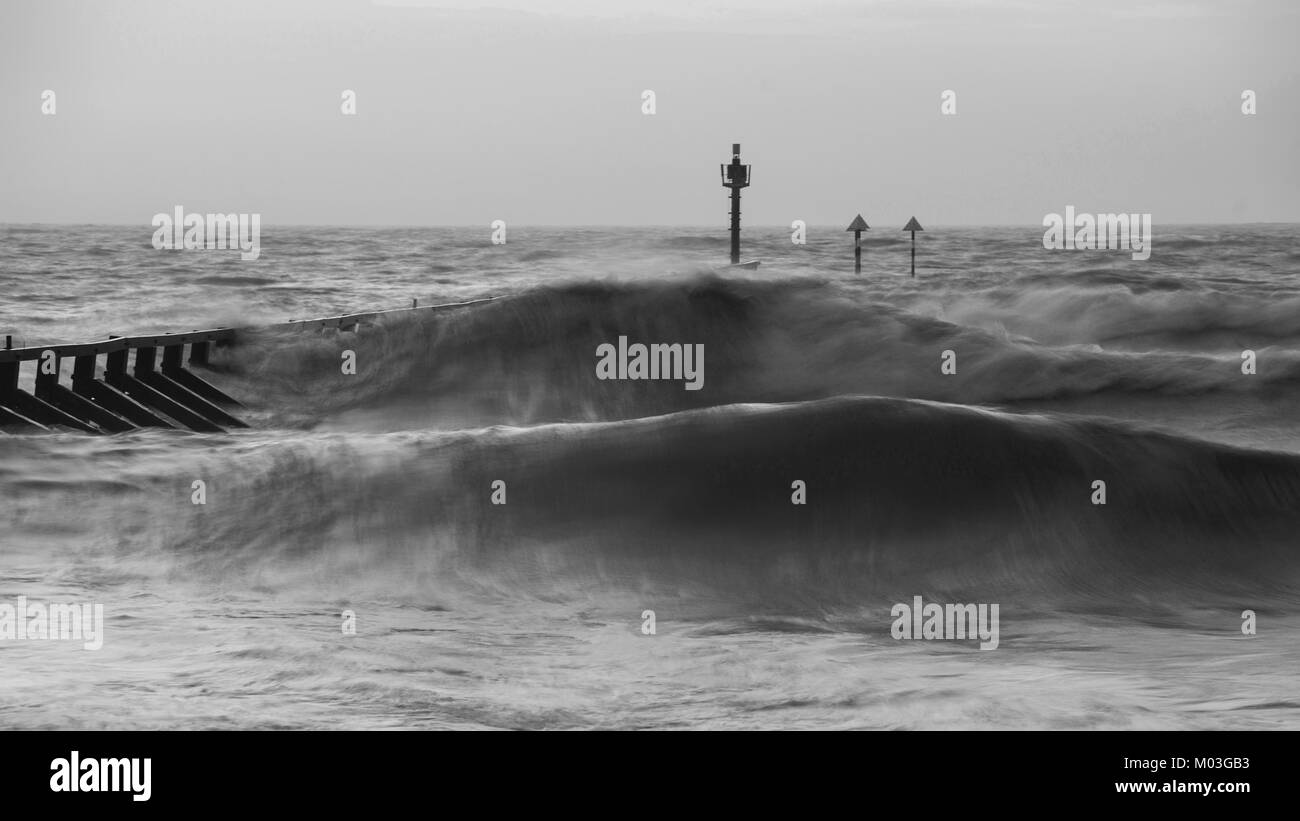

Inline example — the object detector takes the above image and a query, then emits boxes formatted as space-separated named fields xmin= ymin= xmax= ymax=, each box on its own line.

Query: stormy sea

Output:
xmin=2 ymin=223 xmax=1298 ymax=730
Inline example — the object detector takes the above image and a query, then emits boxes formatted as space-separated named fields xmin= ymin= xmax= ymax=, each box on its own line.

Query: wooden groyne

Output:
xmin=0 ymin=296 xmax=498 ymax=435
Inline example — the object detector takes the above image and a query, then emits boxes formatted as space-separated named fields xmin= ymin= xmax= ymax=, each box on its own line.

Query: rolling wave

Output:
xmin=9 ymin=396 xmax=1295 ymax=612
xmin=211 ymin=274 xmax=1300 ymax=434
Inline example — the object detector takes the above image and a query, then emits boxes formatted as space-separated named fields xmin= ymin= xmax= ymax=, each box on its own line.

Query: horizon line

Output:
xmin=3 ymin=221 xmax=1299 ymax=229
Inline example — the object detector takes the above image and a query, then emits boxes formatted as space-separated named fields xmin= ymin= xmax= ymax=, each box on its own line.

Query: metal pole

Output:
xmin=721 ymin=143 xmax=750 ymax=266
xmin=901 ymin=217 xmax=924 ymax=277
xmin=730 ymin=187 xmax=741 ymax=265
xmin=846 ymin=214 xmax=869 ymax=275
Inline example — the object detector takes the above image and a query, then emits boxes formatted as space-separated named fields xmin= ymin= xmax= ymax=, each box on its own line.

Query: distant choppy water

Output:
xmin=2 ymin=224 xmax=1299 ymax=729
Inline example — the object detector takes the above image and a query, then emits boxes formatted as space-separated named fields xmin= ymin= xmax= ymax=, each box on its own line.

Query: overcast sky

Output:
xmin=1 ymin=0 xmax=1296 ymax=225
